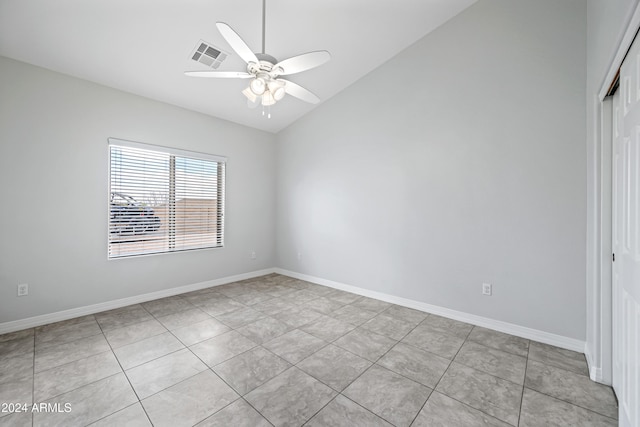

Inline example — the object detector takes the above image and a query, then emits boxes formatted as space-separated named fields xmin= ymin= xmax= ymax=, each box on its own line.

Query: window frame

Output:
xmin=107 ymin=137 xmax=226 ymax=259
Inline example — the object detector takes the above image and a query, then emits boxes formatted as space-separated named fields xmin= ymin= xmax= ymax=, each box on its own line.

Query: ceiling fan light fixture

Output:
xmin=267 ymin=80 xmax=286 ymax=101
xmin=261 ymin=90 xmax=276 ymax=106
xmin=186 ymin=0 xmax=330 ymax=117
xmin=242 ymin=86 xmax=258 ymax=102
xmin=272 ymin=86 xmax=285 ymax=101
xmin=249 ymin=77 xmax=266 ymax=95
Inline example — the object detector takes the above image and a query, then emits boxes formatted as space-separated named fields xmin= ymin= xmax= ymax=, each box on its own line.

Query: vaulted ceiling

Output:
xmin=0 ymin=0 xmax=476 ymax=133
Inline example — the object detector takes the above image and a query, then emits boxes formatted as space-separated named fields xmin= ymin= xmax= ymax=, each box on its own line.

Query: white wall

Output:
xmin=276 ymin=0 xmax=587 ymax=340
xmin=585 ymin=0 xmax=639 ymax=382
xmin=0 ymin=56 xmax=276 ymax=323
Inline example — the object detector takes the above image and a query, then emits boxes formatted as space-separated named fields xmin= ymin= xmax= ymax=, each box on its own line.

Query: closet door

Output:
xmin=612 ymin=33 xmax=640 ymax=427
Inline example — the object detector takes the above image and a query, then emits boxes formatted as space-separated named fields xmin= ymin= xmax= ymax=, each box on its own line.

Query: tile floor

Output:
xmin=0 ymin=274 xmax=618 ymax=426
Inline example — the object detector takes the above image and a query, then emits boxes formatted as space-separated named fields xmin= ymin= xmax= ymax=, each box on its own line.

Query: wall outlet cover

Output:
xmin=17 ymin=283 xmax=28 ymax=297
xmin=482 ymin=283 xmax=492 ymax=296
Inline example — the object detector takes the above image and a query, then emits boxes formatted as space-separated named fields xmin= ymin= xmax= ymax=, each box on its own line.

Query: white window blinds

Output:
xmin=108 ymin=138 xmax=225 ymax=258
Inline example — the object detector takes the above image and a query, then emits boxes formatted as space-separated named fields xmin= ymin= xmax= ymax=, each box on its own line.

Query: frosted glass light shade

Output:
xmin=242 ymin=86 xmax=258 ymax=102
xmin=261 ymin=90 xmax=276 ymax=106
xmin=250 ymin=78 xmax=266 ymax=95
xmin=272 ymin=86 xmax=285 ymax=101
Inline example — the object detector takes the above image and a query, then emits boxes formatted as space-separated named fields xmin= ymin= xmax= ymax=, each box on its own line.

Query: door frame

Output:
xmin=587 ymin=1 xmax=640 ymax=384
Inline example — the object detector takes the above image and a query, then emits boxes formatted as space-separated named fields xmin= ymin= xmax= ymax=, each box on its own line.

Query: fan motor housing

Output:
xmin=247 ymin=53 xmax=279 ymax=75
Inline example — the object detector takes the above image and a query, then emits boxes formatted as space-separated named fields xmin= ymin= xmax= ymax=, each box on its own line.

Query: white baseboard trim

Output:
xmin=0 ymin=268 xmax=276 ymax=335
xmin=1 ymin=266 xmax=588 ymax=355
xmin=585 ymin=345 xmax=597 ymax=381
xmin=590 ymin=366 xmax=603 ymax=383
xmin=276 ymin=268 xmax=586 ymax=354
xmin=584 ymin=344 xmax=607 ymax=384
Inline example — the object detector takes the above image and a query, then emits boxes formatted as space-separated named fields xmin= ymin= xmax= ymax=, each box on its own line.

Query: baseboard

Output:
xmin=585 ymin=345 xmax=597 ymax=381
xmin=2 ymin=266 xmax=588 ymax=355
xmin=275 ymin=268 xmax=586 ymax=354
xmin=0 ymin=268 xmax=276 ymax=335
xmin=584 ymin=343 xmax=609 ymax=384
xmin=590 ymin=366 xmax=603 ymax=383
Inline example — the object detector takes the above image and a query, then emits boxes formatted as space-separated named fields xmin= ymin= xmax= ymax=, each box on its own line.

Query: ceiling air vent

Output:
xmin=191 ymin=41 xmax=228 ymax=69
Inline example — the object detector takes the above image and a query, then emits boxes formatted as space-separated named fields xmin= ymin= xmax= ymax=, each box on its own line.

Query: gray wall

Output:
xmin=0 ymin=56 xmax=276 ymax=323
xmin=276 ymin=0 xmax=587 ymax=339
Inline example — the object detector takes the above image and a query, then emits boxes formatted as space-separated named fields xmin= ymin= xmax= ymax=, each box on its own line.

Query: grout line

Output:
xmin=522 ymin=386 xmax=619 ymax=421
xmin=407 ymin=318 xmax=466 ymax=426
xmin=300 ymin=393 xmax=340 ymax=426
xmin=95 ymin=317 xmax=154 ymax=425
xmin=88 ymin=401 xmax=144 ymax=426
xmin=445 ymin=348 xmax=527 ymax=387
xmin=305 ymin=314 xmax=431 ymax=426
xmin=523 ymin=356 xmax=617 ymax=418
xmin=420 ymin=324 xmax=504 ymax=424
xmin=190 ymin=278 xmax=321 ymax=425
xmin=31 ymin=329 xmax=35 ymax=427
xmin=336 ymin=393 xmax=398 ymax=427
xmin=517 ymin=339 xmax=530 ymax=426
xmin=520 ymin=384 xmax=619 ymax=421
xmin=228 ymin=283 xmax=385 ymax=424
xmin=34 ymin=370 xmax=134 ymax=422
xmin=340 ymin=366 xmax=401 ymax=427
xmin=239 ymin=394 xmax=277 ymax=427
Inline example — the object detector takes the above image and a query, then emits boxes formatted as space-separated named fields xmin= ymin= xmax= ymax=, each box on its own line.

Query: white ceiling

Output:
xmin=0 ymin=0 xmax=476 ymax=133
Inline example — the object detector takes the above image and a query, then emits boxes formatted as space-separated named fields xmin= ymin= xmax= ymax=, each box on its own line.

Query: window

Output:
xmin=108 ymin=138 xmax=225 ymax=258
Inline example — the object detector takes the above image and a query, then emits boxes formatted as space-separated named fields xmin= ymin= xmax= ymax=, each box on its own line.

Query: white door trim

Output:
xmin=598 ymin=4 xmax=640 ymax=102
xmin=587 ymin=0 xmax=640 ymax=385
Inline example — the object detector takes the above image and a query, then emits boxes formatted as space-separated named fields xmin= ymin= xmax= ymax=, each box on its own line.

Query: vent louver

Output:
xmin=191 ymin=41 xmax=228 ymax=69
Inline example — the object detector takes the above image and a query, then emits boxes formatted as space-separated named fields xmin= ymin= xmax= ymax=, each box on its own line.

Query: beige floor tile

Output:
xmin=113 ymin=332 xmax=184 ymax=370
xmin=34 ymin=351 xmax=121 ymax=402
xmin=142 ymin=370 xmax=238 ymax=427
xmin=343 ymin=364 xmax=431 ymax=427
xmin=525 ymin=359 xmax=617 ymax=419
xmin=245 ymin=367 xmax=337 ymax=427
xmin=454 ymin=341 xmax=527 ymax=384
xmin=413 ymin=391 xmax=511 ymax=427
xmin=125 ymin=349 xmax=207 ymax=399
xmin=35 ymin=334 xmax=111 ymax=372
xmin=33 ymin=373 xmax=137 ymax=426
xmin=436 ymin=362 xmax=522 ymax=426
xmin=195 ymin=399 xmax=271 ymax=426
xmin=171 ymin=318 xmax=230 ymax=346
xmin=103 ymin=318 xmax=167 ymax=349
xmin=189 ymin=331 xmax=257 ymax=367
xmin=90 ymin=403 xmax=152 ymax=426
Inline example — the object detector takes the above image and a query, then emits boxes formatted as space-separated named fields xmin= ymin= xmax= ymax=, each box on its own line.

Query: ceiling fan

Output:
xmin=185 ymin=0 xmax=331 ymax=115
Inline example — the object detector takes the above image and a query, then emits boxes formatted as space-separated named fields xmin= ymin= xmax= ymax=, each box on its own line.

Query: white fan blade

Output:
xmin=216 ymin=22 xmax=259 ymax=65
xmin=273 ymin=51 xmax=330 ymax=76
xmin=184 ymin=71 xmax=253 ymax=78
xmin=281 ymin=79 xmax=320 ymax=104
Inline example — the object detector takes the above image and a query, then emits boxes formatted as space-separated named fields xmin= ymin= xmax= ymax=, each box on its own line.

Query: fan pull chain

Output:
xmin=260 ymin=102 xmax=272 ymax=119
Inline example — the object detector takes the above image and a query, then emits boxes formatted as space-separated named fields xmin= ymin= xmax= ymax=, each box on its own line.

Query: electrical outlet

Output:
xmin=17 ymin=283 xmax=28 ymax=297
xmin=297 ymin=251 xmax=302 ymax=261
xmin=482 ymin=283 xmax=492 ymax=296
xmin=250 ymin=251 xmax=256 ymax=260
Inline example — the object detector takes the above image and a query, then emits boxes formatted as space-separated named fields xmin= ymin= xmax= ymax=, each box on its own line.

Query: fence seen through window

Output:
xmin=108 ymin=138 xmax=225 ymax=258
